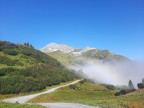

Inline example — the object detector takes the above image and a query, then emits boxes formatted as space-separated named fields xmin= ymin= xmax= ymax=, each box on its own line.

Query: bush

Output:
xmin=115 ymin=89 xmax=136 ymax=96
xmin=101 ymin=84 xmax=116 ymax=90
xmin=137 ymin=83 xmax=144 ymax=89
xmin=0 ymin=64 xmax=77 ymax=94
xmin=4 ymin=49 xmax=18 ymax=56
xmin=22 ymin=50 xmax=32 ymax=56
xmin=0 ymin=68 xmax=16 ymax=76
xmin=0 ymin=55 xmax=23 ymax=66
xmin=0 ymin=41 xmax=18 ymax=49
xmin=0 ymin=47 xmax=4 ymax=51
xmin=69 ymin=84 xmax=77 ymax=89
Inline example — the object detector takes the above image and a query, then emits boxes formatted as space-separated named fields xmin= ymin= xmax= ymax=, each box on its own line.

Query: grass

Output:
xmin=47 ymin=52 xmax=75 ymax=66
xmin=0 ymin=102 xmax=45 ymax=108
xmin=0 ymin=79 xmax=78 ymax=100
xmin=29 ymin=81 xmax=144 ymax=108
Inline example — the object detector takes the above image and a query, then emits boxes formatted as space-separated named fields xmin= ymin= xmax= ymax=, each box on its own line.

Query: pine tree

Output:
xmin=128 ymin=80 xmax=135 ymax=89
xmin=26 ymin=42 xmax=29 ymax=46
xmin=142 ymin=78 xmax=144 ymax=84
xmin=30 ymin=44 xmax=34 ymax=49
xmin=24 ymin=42 xmax=26 ymax=45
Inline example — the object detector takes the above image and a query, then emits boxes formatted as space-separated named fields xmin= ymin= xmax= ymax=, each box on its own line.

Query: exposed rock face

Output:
xmin=40 ymin=43 xmax=74 ymax=53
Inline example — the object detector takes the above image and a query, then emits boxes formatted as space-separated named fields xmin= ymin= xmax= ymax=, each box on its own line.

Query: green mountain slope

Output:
xmin=48 ymin=51 xmax=76 ymax=66
xmin=81 ymin=49 xmax=128 ymax=60
xmin=0 ymin=41 xmax=77 ymax=94
xmin=47 ymin=49 xmax=128 ymax=66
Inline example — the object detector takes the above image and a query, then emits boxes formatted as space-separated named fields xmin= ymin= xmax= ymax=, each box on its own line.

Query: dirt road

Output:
xmin=34 ymin=103 xmax=100 ymax=108
xmin=2 ymin=80 xmax=80 ymax=104
xmin=2 ymin=80 xmax=100 ymax=108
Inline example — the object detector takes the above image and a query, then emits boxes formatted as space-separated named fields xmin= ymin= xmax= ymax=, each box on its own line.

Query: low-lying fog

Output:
xmin=69 ymin=59 xmax=144 ymax=88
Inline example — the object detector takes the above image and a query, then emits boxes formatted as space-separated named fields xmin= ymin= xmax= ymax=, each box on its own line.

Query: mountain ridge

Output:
xmin=40 ymin=43 xmax=128 ymax=65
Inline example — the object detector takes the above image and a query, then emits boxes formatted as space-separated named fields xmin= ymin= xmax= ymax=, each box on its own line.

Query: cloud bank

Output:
xmin=70 ymin=59 xmax=144 ymax=87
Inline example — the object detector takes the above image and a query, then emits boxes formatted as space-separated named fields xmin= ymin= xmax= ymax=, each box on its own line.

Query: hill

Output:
xmin=0 ymin=41 xmax=77 ymax=94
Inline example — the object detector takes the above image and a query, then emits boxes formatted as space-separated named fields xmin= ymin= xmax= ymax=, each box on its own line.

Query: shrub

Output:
xmin=115 ymin=89 xmax=136 ymax=96
xmin=22 ymin=50 xmax=32 ymax=56
xmin=0 ymin=55 xmax=23 ymax=66
xmin=101 ymin=84 xmax=116 ymax=90
xmin=79 ymin=79 xmax=88 ymax=84
xmin=4 ymin=49 xmax=18 ymax=56
xmin=0 ymin=41 xmax=77 ymax=94
xmin=137 ymin=83 xmax=144 ymax=89
xmin=0 ymin=47 xmax=4 ymax=51
xmin=0 ymin=41 xmax=18 ymax=49
xmin=69 ymin=84 xmax=77 ymax=89
xmin=0 ymin=68 xmax=16 ymax=76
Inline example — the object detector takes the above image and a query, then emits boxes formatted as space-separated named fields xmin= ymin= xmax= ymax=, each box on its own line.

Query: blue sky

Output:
xmin=0 ymin=0 xmax=144 ymax=60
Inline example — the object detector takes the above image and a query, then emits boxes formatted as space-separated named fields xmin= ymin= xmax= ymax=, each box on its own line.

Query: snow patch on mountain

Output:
xmin=71 ymin=47 xmax=98 ymax=56
xmin=40 ymin=43 xmax=74 ymax=53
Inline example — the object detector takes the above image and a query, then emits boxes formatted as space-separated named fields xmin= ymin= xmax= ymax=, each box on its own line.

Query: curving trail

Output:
xmin=2 ymin=80 xmax=80 ymax=104
xmin=2 ymin=79 xmax=100 ymax=108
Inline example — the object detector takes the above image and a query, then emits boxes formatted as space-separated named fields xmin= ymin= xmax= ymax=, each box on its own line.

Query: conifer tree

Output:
xmin=30 ymin=44 xmax=34 ymax=49
xmin=26 ymin=42 xmax=29 ymax=46
xmin=24 ymin=42 xmax=26 ymax=45
xmin=128 ymin=80 xmax=135 ymax=89
xmin=142 ymin=78 xmax=144 ymax=84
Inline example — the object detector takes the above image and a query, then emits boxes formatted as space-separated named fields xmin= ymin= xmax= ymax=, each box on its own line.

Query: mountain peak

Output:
xmin=40 ymin=43 xmax=74 ymax=53
xmin=84 ymin=47 xmax=98 ymax=51
xmin=48 ymin=42 xmax=57 ymax=45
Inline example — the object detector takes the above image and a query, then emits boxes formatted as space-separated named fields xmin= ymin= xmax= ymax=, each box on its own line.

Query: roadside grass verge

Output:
xmin=0 ymin=79 xmax=78 ymax=100
xmin=0 ymin=102 xmax=46 ymax=108
xmin=28 ymin=81 xmax=144 ymax=108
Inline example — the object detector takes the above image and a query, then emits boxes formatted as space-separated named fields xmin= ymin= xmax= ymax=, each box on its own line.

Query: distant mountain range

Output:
xmin=40 ymin=43 xmax=128 ymax=65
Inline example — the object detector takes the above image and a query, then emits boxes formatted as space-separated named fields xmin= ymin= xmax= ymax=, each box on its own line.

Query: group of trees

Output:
xmin=115 ymin=79 xmax=144 ymax=96
xmin=24 ymin=42 xmax=34 ymax=49
xmin=115 ymin=80 xmax=135 ymax=96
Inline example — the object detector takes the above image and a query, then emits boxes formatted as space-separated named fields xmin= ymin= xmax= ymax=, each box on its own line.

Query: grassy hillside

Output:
xmin=0 ymin=102 xmax=45 ymax=108
xmin=82 ymin=49 xmax=128 ymax=60
xmin=29 ymin=81 xmax=144 ymax=108
xmin=0 ymin=41 xmax=77 ymax=94
xmin=48 ymin=51 xmax=76 ymax=66
xmin=47 ymin=49 xmax=128 ymax=66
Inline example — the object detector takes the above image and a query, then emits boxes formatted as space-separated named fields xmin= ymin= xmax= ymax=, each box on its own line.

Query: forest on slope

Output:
xmin=0 ymin=41 xmax=77 ymax=94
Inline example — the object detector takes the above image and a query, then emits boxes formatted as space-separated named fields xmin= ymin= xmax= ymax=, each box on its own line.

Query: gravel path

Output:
xmin=33 ymin=103 xmax=100 ymax=108
xmin=2 ymin=79 xmax=101 ymax=108
xmin=2 ymin=80 xmax=80 ymax=104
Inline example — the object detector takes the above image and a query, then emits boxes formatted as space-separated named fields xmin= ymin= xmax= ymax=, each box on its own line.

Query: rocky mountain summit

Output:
xmin=40 ymin=43 xmax=98 ymax=55
xmin=40 ymin=43 xmax=74 ymax=53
